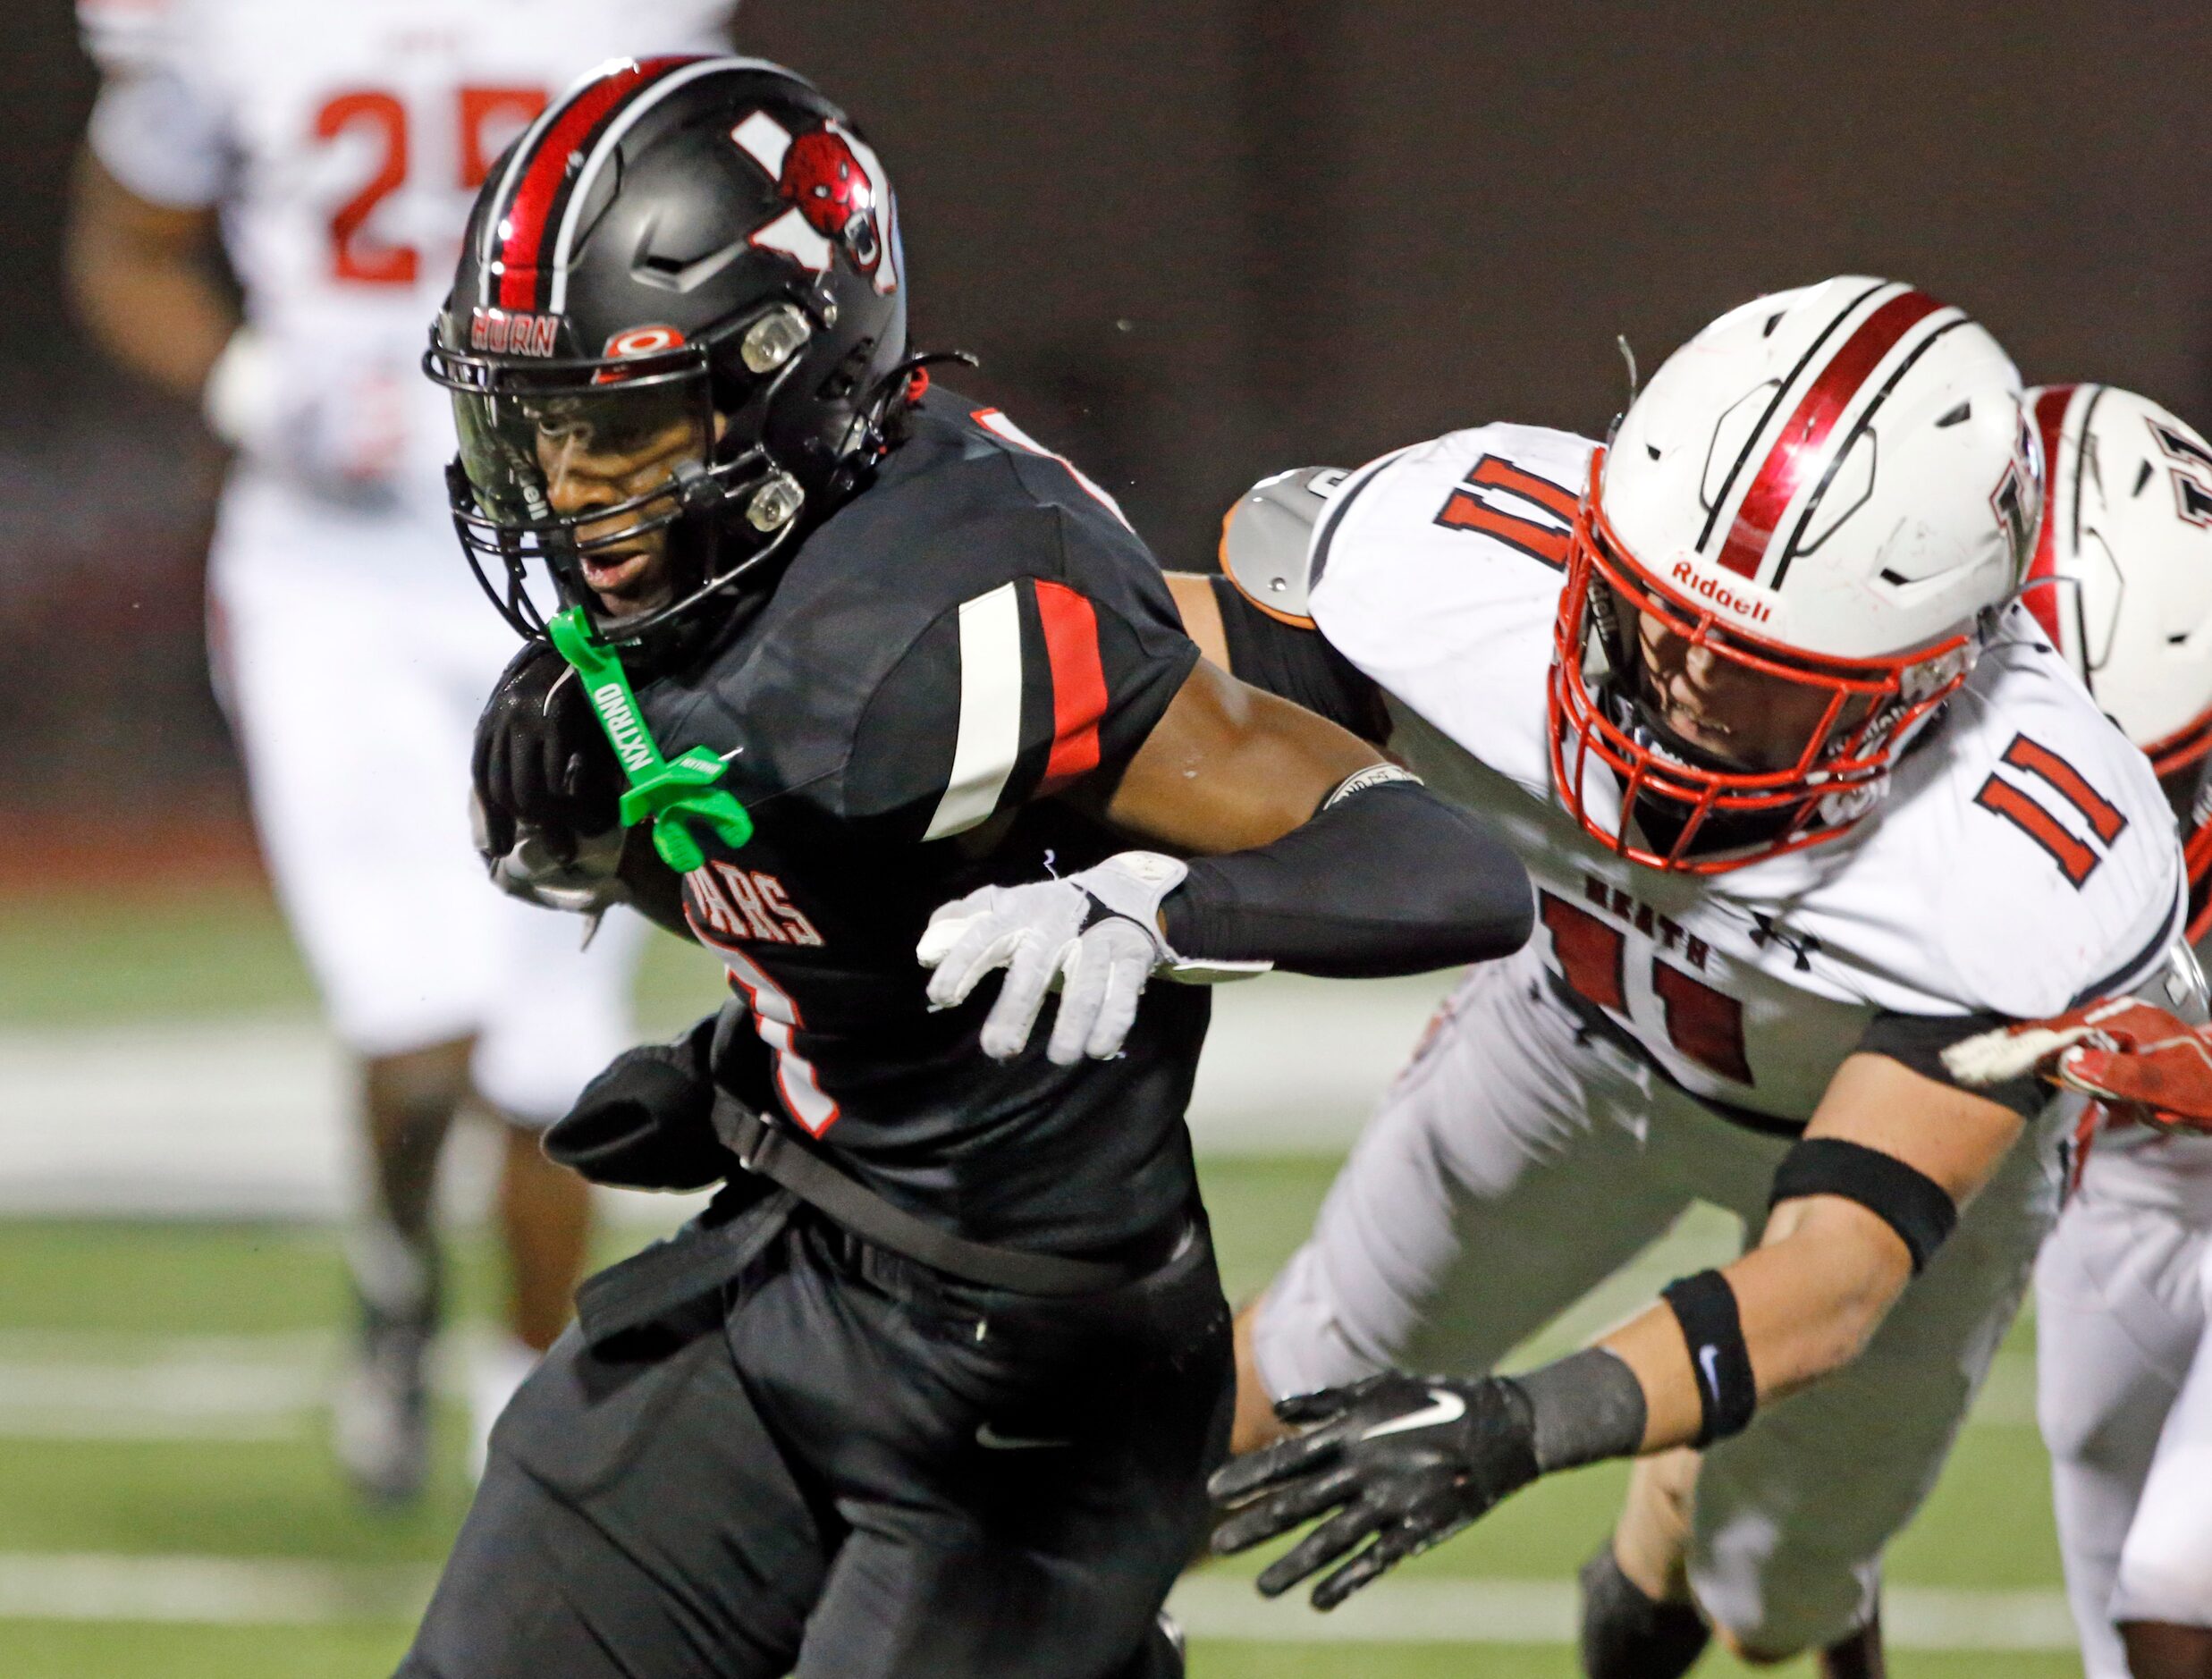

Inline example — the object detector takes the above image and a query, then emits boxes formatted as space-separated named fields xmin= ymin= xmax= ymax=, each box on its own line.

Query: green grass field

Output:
xmin=0 ymin=889 xmax=2089 ymax=1675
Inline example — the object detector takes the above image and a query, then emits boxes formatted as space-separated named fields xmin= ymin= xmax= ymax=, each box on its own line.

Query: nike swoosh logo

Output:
xmin=1360 ymin=1388 xmax=1468 ymax=1441
xmin=1699 ymin=1345 xmax=1722 ymax=1396
xmin=975 ymin=1421 xmax=1072 ymax=1451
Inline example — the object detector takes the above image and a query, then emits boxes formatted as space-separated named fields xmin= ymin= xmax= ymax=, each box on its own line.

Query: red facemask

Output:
xmin=1547 ymin=449 xmax=1979 ymax=873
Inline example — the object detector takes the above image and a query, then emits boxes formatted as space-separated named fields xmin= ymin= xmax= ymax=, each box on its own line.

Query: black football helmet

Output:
xmin=425 ymin=56 xmax=911 ymax=649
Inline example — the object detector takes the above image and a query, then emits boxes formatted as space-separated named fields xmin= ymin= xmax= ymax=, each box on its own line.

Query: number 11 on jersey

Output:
xmin=1540 ymin=890 xmax=1753 ymax=1084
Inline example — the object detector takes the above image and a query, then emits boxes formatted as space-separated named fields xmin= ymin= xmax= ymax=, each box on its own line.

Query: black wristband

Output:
xmin=1769 ymin=1136 xmax=1958 ymax=1275
xmin=1660 ymin=1270 xmax=1756 ymax=1447
xmin=1514 ymin=1346 xmax=1650 ymax=1472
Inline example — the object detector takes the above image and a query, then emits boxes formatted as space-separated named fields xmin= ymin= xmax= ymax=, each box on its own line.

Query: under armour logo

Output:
xmin=1750 ymin=912 xmax=1822 ymax=972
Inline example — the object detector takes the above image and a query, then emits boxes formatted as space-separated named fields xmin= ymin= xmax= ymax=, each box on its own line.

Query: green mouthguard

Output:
xmin=545 ymin=606 xmax=753 ymax=874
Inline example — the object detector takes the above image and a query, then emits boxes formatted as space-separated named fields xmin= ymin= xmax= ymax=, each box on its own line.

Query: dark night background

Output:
xmin=5 ymin=0 xmax=2211 ymax=877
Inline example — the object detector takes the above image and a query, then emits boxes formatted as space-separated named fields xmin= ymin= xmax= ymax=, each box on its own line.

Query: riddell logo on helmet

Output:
xmin=1670 ymin=561 xmax=1773 ymax=625
xmin=469 ymin=308 xmax=559 ymax=357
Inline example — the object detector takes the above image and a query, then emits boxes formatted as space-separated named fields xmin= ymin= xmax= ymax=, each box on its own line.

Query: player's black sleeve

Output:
xmin=838 ymin=507 xmax=1201 ymax=840
xmin=1854 ymin=1009 xmax=2046 ymax=1119
xmin=1164 ymin=775 xmax=1534 ymax=977
xmin=1209 ymin=574 xmax=1389 ymax=744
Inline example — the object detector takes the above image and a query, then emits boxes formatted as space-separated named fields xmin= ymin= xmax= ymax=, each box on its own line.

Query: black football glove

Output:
xmin=472 ymin=639 xmax=624 ymax=864
xmin=1208 ymin=1371 xmax=1541 ymax=1610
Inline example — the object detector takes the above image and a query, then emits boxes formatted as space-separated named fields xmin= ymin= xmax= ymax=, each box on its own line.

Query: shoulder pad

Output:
xmin=1220 ymin=466 xmax=1350 ymax=626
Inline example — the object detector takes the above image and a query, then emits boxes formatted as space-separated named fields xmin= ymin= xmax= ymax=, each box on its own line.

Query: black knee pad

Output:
xmin=1579 ymin=1545 xmax=1710 ymax=1679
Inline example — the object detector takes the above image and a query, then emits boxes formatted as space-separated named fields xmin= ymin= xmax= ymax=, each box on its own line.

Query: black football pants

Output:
xmin=396 ymin=1207 xmax=1230 ymax=1678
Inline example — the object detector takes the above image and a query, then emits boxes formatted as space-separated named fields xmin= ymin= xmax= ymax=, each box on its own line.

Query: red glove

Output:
xmin=1943 ymin=1000 xmax=2212 ymax=1133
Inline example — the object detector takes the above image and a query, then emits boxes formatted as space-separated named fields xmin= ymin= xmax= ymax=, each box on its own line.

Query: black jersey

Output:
xmin=636 ymin=392 xmax=1204 ymax=1258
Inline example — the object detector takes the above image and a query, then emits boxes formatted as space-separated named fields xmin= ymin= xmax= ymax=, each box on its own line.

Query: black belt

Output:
xmin=1541 ymin=969 xmax=1806 ymax=1140
xmin=712 ymin=1096 xmax=1159 ymax=1297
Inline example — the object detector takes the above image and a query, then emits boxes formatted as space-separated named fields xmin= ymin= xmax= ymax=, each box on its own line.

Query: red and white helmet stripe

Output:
xmin=1698 ymin=281 xmax=1965 ymax=587
xmin=478 ymin=55 xmax=791 ymax=316
xmin=2020 ymin=383 xmax=2088 ymax=652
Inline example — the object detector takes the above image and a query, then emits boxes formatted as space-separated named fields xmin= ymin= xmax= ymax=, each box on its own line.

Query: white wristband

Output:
xmin=1078 ymin=850 xmax=1271 ymax=985
xmin=200 ymin=326 xmax=279 ymax=451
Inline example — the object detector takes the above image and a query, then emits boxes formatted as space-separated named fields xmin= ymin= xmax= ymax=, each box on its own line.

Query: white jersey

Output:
xmin=1307 ymin=424 xmax=2188 ymax=1125
xmin=79 ymin=0 xmax=736 ymax=517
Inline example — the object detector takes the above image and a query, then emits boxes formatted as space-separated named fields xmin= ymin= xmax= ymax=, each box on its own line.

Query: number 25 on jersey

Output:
xmin=314 ymin=86 xmax=546 ymax=284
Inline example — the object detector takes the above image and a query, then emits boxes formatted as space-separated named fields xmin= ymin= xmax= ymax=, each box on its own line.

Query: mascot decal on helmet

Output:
xmin=730 ymin=110 xmax=897 ymax=292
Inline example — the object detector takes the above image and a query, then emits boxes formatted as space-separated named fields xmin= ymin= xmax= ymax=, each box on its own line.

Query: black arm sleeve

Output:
xmin=1854 ymin=1009 xmax=2046 ymax=1120
xmin=1161 ymin=778 xmax=1534 ymax=977
xmin=1210 ymin=574 xmax=1391 ymax=744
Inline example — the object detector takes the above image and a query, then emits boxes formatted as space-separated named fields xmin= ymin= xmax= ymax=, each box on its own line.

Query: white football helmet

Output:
xmin=1549 ymin=276 xmax=2041 ymax=871
xmin=2024 ymin=384 xmax=2212 ymax=780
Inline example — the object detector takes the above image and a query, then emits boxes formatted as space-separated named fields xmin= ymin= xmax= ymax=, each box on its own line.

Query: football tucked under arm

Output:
xmin=1945 ymin=1000 xmax=2212 ymax=1130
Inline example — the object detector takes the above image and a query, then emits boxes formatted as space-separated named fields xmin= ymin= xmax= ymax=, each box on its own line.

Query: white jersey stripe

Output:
xmin=924 ymin=583 xmax=1026 ymax=841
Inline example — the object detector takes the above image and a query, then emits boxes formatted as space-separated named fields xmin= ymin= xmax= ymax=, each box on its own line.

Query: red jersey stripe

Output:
xmin=494 ymin=57 xmax=687 ymax=311
xmin=1034 ymin=580 xmax=1107 ymax=789
xmin=1714 ymin=289 xmax=1946 ymax=579
xmin=2022 ymin=385 xmax=2077 ymax=648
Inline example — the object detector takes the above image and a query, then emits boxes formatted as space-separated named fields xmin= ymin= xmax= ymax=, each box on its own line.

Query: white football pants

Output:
xmin=2036 ymin=1131 xmax=2212 ymax=1678
xmin=208 ymin=469 xmax=646 ymax=1124
xmin=1253 ymin=941 xmax=2060 ymax=1655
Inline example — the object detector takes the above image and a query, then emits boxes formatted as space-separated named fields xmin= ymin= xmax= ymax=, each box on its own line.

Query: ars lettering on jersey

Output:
xmin=687 ymin=864 xmax=825 ymax=949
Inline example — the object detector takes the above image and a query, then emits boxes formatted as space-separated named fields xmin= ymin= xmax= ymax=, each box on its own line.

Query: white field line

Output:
xmin=0 ymin=1554 xmax=2076 ymax=1648
xmin=1166 ymin=1574 xmax=2081 ymax=1650
xmin=0 ymin=1328 xmax=497 ymax=1442
xmin=0 ymin=1323 xmax=2041 ymax=1442
xmin=0 ymin=1553 xmax=435 ymax=1624
xmin=0 ymin=974 xmax=1455 ymax=1218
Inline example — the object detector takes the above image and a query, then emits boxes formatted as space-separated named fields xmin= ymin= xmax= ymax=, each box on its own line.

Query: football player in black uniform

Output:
xmin=402 ymin=57 xmax=1534 ymax=1679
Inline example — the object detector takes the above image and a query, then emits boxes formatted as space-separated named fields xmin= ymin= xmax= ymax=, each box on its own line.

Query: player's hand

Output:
xmin=473 ymin=640 xmax=624 ymax=860
xmin=203 ymin=331 xmax=409 ymax=507
xmin=545 ymin=1018 xmax=733 ymax=1192
xmin=916 ymin=852 xmax=1186 ymax=1066
xmin=1208 ymin=1371 xmax=1540 ymax=1610
xmin=1944 ymin=1000 xmax=2212 ymax=1132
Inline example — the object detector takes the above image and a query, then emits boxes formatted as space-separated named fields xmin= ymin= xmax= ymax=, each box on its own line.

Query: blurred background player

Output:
xmin=2022 ymin=384 xmax=2212 ymax=1679
xmin=63 ymin=0 xmax=738 ymax=1500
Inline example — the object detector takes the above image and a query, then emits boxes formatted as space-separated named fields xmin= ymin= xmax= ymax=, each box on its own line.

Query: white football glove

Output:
xmin=917 ymin=852 xmax=1263 ymax=1067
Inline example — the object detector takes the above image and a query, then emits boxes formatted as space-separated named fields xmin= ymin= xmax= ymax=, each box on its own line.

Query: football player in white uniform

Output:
xmin=66 ymin=0 xmax=736 ymax=1499
xmin=1549 ymin=383 xmax=2212 ymax=1679
xmin=1150 ymin=278 xmax=2186 ymax=1665
xmin=2014 ymin=384 xmax=2212 ymax=1679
